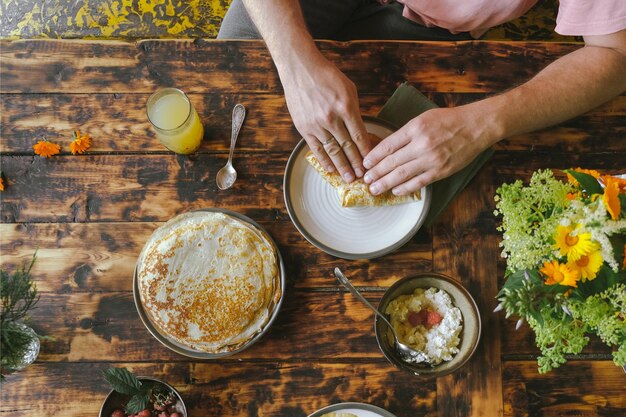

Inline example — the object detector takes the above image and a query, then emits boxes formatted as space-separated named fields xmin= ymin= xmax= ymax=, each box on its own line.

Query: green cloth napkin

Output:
xmin=376 ymin=82 xmax=494 ymax=227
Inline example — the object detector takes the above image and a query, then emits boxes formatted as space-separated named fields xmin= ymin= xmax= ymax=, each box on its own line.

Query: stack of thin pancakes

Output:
xmin=136 ymin=211 xmax=282 ymax=353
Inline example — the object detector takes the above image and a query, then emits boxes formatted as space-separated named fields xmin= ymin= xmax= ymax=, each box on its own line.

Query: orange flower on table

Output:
xmin=600 ymin=174 xmax=626 ymax=194
xmin=554 ymin=225 xmax=595 ymax=261
xmin=566 ymin=245 xmax=603 ymax=282
xmin=540 ymin=260 xmax=579 ymax=288
xmin=70 ymin=130 xmax=92 ymax=155
xmin=602 ymin=176 xmax=621 ymax=220
xmin=566 ymin=168 xmax=601 ymax=187
xmin=0 ymin=176 xmax=4 ymax=191
xmin=33 ymin=140 xmax=61 ymax=158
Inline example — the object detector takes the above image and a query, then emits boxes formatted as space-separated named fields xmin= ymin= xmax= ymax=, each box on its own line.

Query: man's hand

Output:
xmin=363 ymin=107 xmax=492 ymax=195
xmin=282 ymin=57 xmax=373 ymax=182
xmin=240 ymin=0 xmax=374 ymax=182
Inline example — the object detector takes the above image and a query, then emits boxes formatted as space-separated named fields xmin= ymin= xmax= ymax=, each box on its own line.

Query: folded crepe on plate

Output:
xmin=305 ymin=151 xmax=421 ymax=207
xmin=136 ymin=211 xmax=281 ymax=353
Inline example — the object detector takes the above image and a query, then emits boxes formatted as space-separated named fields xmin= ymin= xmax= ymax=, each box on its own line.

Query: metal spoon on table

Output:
xmin=216 ymin=103 xmax=246 ymax=190
xmin=334 ymin=267 xmax=432 ymax=366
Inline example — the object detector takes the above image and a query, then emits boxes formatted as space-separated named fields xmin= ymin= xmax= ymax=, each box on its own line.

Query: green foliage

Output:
xmin=0 ymin=253 xmax=40 ymax=382
xmin=563 ymin=169 xmax=603 ymax=195
xmin=569 ymin=284 xmax=626 ymax=350
xmin=102 ymin=367 xmax=174 ymax=414
xmin=527 ymin=282 xmax=626 ymax=373
xmin=1 ymin=254 xmax=38 ymax=323
xmin=494 ymin=169 xmax=573 ymax=273
xmin=528 ymin=310 xmax=589 ymax=374
xmin=125 ymin=393 xmax=151 ymax=414
xmin=102 ymin=367 xmax=143 ymax=395
xmin=497 ymin=269 xmax=568 ymax=327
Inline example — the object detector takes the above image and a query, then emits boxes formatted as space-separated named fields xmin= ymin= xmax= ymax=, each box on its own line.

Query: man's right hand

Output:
xmin=240 ymin=0 xmax=373 ymax=182
xmin=282 ymin=56 xmax=373 ymax=182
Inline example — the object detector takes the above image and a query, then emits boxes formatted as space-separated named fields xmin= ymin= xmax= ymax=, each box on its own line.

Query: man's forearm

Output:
xmin=470 ymin=43 xmax=626 ymax=148
xmin=241 ymin=0 xmax=321 ymax=72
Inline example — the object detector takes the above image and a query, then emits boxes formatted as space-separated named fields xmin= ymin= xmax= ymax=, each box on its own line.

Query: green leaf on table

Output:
xmin=497 ymin=269 xmax=536 ymax=298
xmin=102 ymin=367 xmax=143 ymax=396
xmin=125 ymin=392 xmax=151 ymax=414
xmin=609 ymin=235 xmax=625 ymax=267
xmin=564 ymin=170 xmax=603 ymax=195
xmin=619 ymin=194 xmax=626 ymax=217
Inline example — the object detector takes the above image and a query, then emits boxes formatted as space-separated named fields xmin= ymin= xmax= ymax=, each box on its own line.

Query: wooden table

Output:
xmin=1 ymin=39 xmax=624 ymax=417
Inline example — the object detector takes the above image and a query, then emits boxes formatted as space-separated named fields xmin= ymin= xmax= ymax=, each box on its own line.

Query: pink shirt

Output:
xmin=396 ymin=0 xmax=626 ymax=38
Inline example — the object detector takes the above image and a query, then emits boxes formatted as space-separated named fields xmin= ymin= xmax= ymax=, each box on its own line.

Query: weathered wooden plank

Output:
xmin=2 ymin=153 xmax=625 ymax=224
xmin=0 ymin=39 xmax=582 ymax=94
xmin=0 ymin=223 xmax=432 ymax=292
xmin=0 ymin=153 xmax=291 ymax=223
xmin=0 ymin=92 xmax=297 ymax=154
xmin=1 ymin=92 xmax=625 ymax=154
xmin=17 ymin=291 xmax=396 ymax=362
xmin=502 ymin=361 xmax=626 ymax=417
xmin=433 ymin=167 xmax=503 ymax=417
xmin=0 ymin=361 xmax=437 ymax=417
xmin=0 ymin=270 xmax=610 ymax=360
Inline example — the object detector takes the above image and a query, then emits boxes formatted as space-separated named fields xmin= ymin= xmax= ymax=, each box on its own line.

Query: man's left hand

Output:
xmin=363 ymin=107 xmax=492 ymax=195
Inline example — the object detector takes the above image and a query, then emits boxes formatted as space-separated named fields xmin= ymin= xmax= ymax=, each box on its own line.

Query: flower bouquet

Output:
xmin=493 ymin=168 xmax=626 ymax=373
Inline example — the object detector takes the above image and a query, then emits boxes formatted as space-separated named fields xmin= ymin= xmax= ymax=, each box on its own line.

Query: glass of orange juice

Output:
xmin=146 ymin=88 xmax=204 ymax=154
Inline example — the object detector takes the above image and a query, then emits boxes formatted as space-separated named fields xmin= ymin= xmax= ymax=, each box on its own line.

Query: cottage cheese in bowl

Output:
xmin=385 ymin=287 xmax=463 ymax=365
xmin=376 ymin=273 xmax=480 ymax=377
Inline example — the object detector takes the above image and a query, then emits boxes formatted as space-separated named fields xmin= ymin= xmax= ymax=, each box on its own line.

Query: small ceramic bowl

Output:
xmin=99 ymin=377 xmax=187 ymax=417
xmin=375 ymin=272 xmax=481 ymax=377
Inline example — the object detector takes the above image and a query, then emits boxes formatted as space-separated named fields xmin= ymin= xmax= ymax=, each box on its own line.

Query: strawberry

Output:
xmin=407 ymin=310 xmax=428 ymax=326
xmin=111 ymin=410 xmax=125 ymax=417
xmin=408 ymin=309 xmax=443 ymax=328
xmin=426 ymin=310 xmax=443 ymax=327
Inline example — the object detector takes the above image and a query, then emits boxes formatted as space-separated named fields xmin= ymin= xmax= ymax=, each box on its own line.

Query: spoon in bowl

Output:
xmin=334 ymin=267 xmax=432 ymax=366
xmin=216 ymin=103 xmax=246 ymax=190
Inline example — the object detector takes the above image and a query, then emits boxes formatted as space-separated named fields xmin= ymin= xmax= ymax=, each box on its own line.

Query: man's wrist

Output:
xmin=460 ymin=99 xmax=508 ymax=149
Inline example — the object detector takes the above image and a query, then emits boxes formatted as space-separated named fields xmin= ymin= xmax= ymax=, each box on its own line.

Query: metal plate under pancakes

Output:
xmin=284 ymin=116 xmax=431 ymax=260
xmin=307 ymin=402 xmax=397 ymax=417
xmin=133 ymin=208 xmax=286 ymax=359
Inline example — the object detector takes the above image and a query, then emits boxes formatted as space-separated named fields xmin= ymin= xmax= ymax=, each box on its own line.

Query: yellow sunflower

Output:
xmin=567 ymin=246 xmax=603 ymax=282
xmin=602 ymin=176 xmax=621 ymax=220
xmin=540 ymin=260 xmax=579 ymax=287
xmin=554 ymin=225 xmax=596 ymax=261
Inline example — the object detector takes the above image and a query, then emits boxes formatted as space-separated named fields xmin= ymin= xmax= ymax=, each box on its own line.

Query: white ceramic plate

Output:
xmin=284 ymin=117 xmax=431 ymax=260
xmin=307 ymin=402 xmax=397 ymax=417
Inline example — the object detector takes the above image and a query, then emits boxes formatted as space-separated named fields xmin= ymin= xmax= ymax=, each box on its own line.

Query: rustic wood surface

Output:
xmin=1 ymin=39 xmax=625 ymax=417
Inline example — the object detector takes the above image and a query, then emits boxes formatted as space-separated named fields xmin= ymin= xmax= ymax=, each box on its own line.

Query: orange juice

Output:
xmin=147 ymin=88 xmax=204 ymax=154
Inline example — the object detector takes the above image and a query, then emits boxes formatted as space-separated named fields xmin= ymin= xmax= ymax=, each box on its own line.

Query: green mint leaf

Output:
xmin=125 ymin=392 xmax=150 ymax=414
xmin=563 ymin=169 xmax=603 ymax=195
xmin=102 ymin=367 xmax=142 ymax=396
